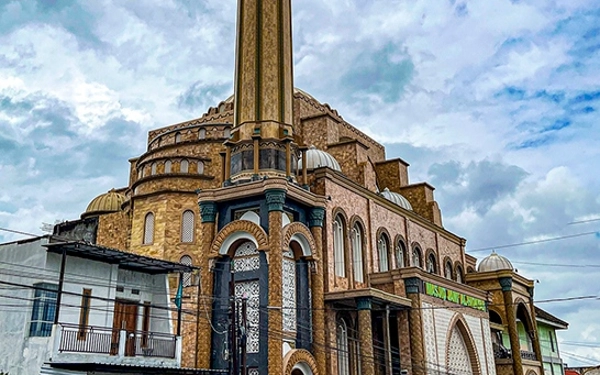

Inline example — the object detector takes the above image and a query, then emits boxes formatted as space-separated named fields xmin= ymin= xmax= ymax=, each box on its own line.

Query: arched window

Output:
xmin=337 ymin=319 xmax=350 ymax=375
xmin=223 ymin=128 xmax=231 ymax=139
xmin=351 ymin=223 xmax=364 ymax=283
xmin=180 ymin=255 xmax=192 ymax=287
xmin=445 ymin=260 xmax=453 ymax=279
xmin=378 ymin=234 xmax=389 ymax=272
xmin=151 ymin=162 xmax=157 ymax=175
xmin=333 ymin=216 xmax=346 ymax=277
xmin=456 ymin=265 xmax=464 ymax=283
xmin=412 ymin=246 xmax=422 ymax=268
xmin=143 ymin=213 xmax=154 ymax=244
xmin=181 ymin=210 xmax=195 ymax=243
xmin=396 ymin=240 xmax=406 ymax=268
xmin=165 ymin=160 xmax=172 ymax=173
xmin=197 ymin=161 xmax=204 ymax=174
xmin=180 ymin=159 xmax=189 ymax=173
xmin=198 ymin=128 xmax=206 ymax=139
xmin=175 ymin=132 xmax=182 ymax=143
xmin=426 ymin=253 xmax=437 ymax=273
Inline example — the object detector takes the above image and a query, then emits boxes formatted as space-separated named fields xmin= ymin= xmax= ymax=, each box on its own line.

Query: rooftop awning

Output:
xmin=44 ymin=241 xmax=198 ymax=275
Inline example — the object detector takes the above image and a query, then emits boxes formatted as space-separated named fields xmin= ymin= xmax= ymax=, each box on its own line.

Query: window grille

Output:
xmin=180 ymin=255 xmax=193 ymax=287
xmin=337 ymin=319 xmax=350 ymax=375
xmin=181 ymin=210 xmax=194 ymax=243
xmin=143 ymin=213 xmax=154 ymax=244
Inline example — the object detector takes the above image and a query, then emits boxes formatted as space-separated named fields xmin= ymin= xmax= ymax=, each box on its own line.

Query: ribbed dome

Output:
xmin=380 ymin=188 xmax=413 ymax=210
xmin=298 ymin=146 xmax=341 ymax=172
xmin=82 ymin=189 xmax=126 ymax=219
xmin=477 ymin=252 xmax=514 ymax=272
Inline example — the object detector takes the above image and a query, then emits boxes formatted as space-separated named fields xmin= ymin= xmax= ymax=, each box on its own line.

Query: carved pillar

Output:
xmin=500 ymin=277 xmax=524 ymax=375
xmin=265 ymin=188 xmax=286 ymax=374
xmin=528 ymin=287 xmax=544 ymax=366
xmin=398 ymin=309 xmax=413 ymax=375
xmin=196 ymin=200 xmax=218 ymax=368
xmin=309 ymin=207 xmax=326 ymax=375
xmin=405 ymin=277 xmax=425 ymax=375
xmin=357 ymin=297 xmax=375 ymax=375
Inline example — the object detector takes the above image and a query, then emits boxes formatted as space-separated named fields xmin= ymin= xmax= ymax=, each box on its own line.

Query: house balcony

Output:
xmin=50 ymin=324 xmax=181 ymax=367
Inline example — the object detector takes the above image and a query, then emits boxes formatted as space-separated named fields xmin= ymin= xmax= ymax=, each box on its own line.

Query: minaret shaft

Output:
xmin=234 ymin=0 xmax=294 ymax=137
xmin=228 ymin=0 xmax=296 ymax=182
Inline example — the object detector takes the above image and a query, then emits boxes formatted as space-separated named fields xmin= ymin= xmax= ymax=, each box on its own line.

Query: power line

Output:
xmin=467 ymin=230 xmax=599 ymax=252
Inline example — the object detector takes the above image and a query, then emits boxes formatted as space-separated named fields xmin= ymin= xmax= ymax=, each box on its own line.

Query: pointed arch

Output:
xmin=445 ymin=315 xmax=481 ymax=375
xmin=210 ymin=220 xmax=269 ymax=256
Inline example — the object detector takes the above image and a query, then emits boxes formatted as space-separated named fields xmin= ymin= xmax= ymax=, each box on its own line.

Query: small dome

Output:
xmin=298 ymin=146 xmax=341 ymax=172
xmin=82 ymin=189 xmax=126 ymax=219
xmin=380 ymin=188 xmax=413 ymax=210
xmin=477 ymin=251 xmax=514 ymax=272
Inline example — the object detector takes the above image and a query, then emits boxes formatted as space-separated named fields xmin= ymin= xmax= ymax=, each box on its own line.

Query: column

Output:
xmin=309 ymin=207 xmax=326 ymax=375
xmin=196 ymin=200 xmax=218 ymax=369
xmin=405 ymin=277 xmax=425 ymax=375
xmin=265 ymin=188 xmax=286 ymax=374
xmin=357 ymin=297 xmax=375 ymax=375
xmin=528 ymin=287 xmax=544 ymax=366
xmin=500 ymin=277 xmax=524 ymax=375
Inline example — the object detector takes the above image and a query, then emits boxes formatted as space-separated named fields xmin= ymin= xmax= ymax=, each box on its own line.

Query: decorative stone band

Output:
xmin=356 ymin=296 xmax=372 ymax=311
xmin=308 ymin=207 xmax=325 ymax=228
xmin=499 ymin=277 xmax=513 ymax=292
xmin=199 ymin=201 xmax=218 ymax=223
xmin=404 ymin=277 xmax=422 ymax=295
xmin=265 ymin=188 xmax=287 ymax=212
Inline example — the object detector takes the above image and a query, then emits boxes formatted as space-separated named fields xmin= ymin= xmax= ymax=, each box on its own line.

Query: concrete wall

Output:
xmin=0 ymin=237 xmax=172 ymax=375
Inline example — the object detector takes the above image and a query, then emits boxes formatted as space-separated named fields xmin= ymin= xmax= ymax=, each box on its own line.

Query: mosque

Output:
xmin=62 ymin=1 xmax=566 ymax=374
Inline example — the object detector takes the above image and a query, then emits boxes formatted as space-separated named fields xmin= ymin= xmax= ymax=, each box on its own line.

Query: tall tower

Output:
xmin=226 ymin=0 xmax=297 ymax=183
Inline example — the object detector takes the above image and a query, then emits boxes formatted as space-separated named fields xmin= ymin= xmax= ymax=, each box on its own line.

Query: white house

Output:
xmin=0 ymin=235 xmax=219 ymax=375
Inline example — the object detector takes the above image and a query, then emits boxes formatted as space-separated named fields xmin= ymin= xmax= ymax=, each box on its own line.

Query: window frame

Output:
xmin=143 ymin=212 xmax=155 ymax=245
xmin=333 ymin=216 xmax=346 ymax=278
xmin=351 ymin=223 xmax=364 ymax=283
xmin=29 ymin=283 xmax=58 ymax=337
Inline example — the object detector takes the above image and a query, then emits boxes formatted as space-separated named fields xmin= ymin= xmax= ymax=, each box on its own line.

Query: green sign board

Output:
xmin=424 ymin=282 xmax=487 ymax=311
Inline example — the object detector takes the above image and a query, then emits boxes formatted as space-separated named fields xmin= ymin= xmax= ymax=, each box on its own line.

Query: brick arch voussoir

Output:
xmin=282 ymin=222 xmax=317 ymax=258
xmin=283 ymin=348 xmax=319 ymax=375
xmin=445 ymin=313 xmax=482 ymax=375
xmin=210 ymin=220 xmax=269 ymax=257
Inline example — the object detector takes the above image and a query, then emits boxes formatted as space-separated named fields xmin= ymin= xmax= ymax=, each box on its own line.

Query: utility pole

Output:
xmin=240 ymin=295 xmax=248 ymax=375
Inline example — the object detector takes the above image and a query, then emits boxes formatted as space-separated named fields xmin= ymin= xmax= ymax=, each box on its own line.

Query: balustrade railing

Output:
xmin=520 ymin=350 xmax=537 ymax=361
xmin=57 ymin=324 xmax=177 ymax=359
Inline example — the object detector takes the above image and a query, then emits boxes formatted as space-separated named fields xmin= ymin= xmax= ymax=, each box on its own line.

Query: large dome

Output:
xmin=298 ymin=146 xmax=342 ymax=172
xmin=477 ymin=251 xmax=514 ymax=272
xmin=81 ymin=189 xmax=126 ymax=219
xmin=380 ymin=188 xmax=413 ymax=211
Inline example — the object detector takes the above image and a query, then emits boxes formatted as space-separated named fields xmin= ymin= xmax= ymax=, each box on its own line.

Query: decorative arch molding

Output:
xmin=283 ymin=349 xmax=319 ymax=375
xmin=425 ymin=248 xmax=439 ymax=274
xmin=515 ymin=300 xmax=536 ymax=333
xmin=445 ymin=314 xmax=482 ymax=375
xmin=331 ymin=207 xmax=349 ymax=225
xmin=282 ymin=222 xmax=317 ymax=259
xmin=210 ymin=220 xmax=269 ymax=257
xmin=348 ymin=215 xmax=366 ymax=233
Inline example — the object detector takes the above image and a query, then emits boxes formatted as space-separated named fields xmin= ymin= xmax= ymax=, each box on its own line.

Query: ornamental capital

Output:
xmin=499 ymin=277 xmax=513 ymax=292
xmin=199 ymin=201 xmax=218 ymax=223
xmin=308 ymin=207 xmax=325 ymax=228
xmin=265 ymin=189 xmax=286 ymax=212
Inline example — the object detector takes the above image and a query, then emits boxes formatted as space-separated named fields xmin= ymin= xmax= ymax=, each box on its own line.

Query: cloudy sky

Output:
xmin=0 ymin=0 xmax=599 ymax=366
